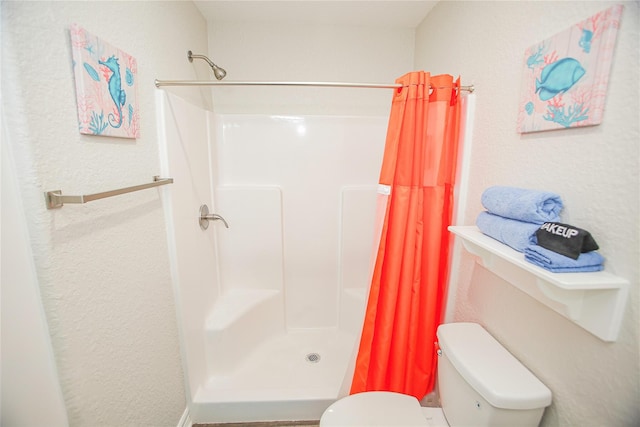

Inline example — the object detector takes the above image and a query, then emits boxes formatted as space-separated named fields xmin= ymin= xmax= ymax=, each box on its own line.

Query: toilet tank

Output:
xmin=436 ymin=323 xmax=552 ymax=427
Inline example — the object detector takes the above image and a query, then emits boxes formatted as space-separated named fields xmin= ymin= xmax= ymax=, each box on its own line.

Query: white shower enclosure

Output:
xmin=157 ymin=91 xmax=387 ymax=423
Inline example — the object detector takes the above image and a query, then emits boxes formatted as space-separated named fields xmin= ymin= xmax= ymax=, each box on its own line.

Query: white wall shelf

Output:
xmin=449 ymin=226 xmax=629 ymax=342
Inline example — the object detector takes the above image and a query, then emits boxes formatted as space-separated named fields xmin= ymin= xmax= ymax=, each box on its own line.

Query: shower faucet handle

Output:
xmin=199 ymin=204 xmax=229 ymax=230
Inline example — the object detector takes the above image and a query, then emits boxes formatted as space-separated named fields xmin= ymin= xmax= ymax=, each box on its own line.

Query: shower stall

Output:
xmin=157 ymin=91 xmax=388 ymax=423
xmin=157 ymin=77 xmax=476 ymax=423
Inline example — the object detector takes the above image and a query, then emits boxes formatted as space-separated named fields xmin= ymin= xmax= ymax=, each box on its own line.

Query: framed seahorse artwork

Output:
xmin=69 ymin=24 xmax=140 ymax=138
xmin=517 ymin=4 xmax=623 ymax=133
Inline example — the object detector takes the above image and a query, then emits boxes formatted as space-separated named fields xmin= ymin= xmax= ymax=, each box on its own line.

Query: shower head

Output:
xmin=212 ymin=63 xmax=227 ymax=80
xmin=187 ymin=50 xmax=227 ymax=80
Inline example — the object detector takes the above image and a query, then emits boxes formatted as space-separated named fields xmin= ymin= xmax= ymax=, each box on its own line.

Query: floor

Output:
xmin=193 ymin=421 xmax=319 ymax=427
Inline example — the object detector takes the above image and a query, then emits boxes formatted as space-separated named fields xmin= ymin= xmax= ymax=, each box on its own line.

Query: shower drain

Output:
xmin=306 ymin=352 xmax=321 ymax=363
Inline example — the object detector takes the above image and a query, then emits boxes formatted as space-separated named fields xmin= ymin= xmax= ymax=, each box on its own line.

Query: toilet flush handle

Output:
xmin=435 ymin=342 xmax=442 ymax=357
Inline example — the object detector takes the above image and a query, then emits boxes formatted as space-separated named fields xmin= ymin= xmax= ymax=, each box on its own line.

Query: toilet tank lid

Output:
xmin=437 ymin=322 xmax=552 ymax=410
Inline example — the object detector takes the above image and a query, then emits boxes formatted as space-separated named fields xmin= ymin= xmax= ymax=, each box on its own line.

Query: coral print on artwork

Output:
xmin=70 ymin=24 xmax=140 ymax=138
xmin=518 ymin=4 xmax=623 ymax=133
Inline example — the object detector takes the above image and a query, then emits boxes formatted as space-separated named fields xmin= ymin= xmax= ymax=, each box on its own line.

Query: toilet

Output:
xmin=320 ymin=322 xmax=552 ymax=426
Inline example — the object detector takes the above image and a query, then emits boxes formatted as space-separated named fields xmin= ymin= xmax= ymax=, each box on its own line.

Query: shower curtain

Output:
xmin=350 ymin=71 xmax=462 ymax=399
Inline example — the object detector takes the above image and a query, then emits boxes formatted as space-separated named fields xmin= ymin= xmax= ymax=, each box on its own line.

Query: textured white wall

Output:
xmin=1 ymin=1 xmax=210 ymax=425
xmin=2 ymin=131 xmax=69 ymax=426
xmin=415 ymin=1 xmax=639 ymax=426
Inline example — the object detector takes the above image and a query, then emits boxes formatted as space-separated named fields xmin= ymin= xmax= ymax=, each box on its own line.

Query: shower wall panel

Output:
xmin=158 ymin=92 xmax=221 ymax=398
xmin=214 ymin=115 xmax=386 ymax=329
xmin=339 ymin=186 xmax=378 ymax=333
xmin=216 ymin=187 xmax=284 ymax=293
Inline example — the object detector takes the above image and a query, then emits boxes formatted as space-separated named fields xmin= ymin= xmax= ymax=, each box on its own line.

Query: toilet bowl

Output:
xmin=320 ymin=322 xmax=552 ymax=427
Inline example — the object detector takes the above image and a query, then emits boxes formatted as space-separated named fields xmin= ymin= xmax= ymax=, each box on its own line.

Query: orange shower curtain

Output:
xmin=350 ymin=71 xmax=462 ymax=399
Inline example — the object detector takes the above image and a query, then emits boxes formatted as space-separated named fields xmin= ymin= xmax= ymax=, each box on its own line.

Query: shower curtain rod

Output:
xmin=154 ymin=79 xmax=475 ymax=92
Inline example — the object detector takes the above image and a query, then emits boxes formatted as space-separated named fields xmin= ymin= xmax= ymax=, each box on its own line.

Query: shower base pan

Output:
xmin=190 ymin=328 xmax=355 ymax=423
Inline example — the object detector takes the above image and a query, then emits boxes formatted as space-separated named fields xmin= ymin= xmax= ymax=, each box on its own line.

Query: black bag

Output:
xmin=535 ymin=222 xmax=599 ymax=260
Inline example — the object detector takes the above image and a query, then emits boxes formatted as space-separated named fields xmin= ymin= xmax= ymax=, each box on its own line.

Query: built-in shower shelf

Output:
xmin=206 ymin=289 xmax=281 ymax=330
xmin=449 ymin=226 xmax=629 ymax=342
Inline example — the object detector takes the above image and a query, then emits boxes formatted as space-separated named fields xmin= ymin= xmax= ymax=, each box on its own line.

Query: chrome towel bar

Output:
xmin=44 ymin=176 xmax=173 ymax=209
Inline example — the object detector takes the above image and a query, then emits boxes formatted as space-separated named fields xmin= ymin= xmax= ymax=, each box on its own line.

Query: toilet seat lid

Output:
xmin=321 ymin=391 xmax=426 ymax=426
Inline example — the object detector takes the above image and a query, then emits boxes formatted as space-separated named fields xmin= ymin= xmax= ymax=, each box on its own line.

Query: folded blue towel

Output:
xmin=481 ymin=186 xmax=563 ymax=224
xmin=476 ymin=211 xmax=539 ymax=252
xmin=524 ymin=244 xmax=604 ymax=273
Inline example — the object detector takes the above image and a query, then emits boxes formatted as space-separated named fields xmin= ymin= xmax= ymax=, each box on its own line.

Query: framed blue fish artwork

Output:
xmin=518 ymin=4 xmax=623 ymax=133
xmin=69 ymin=24 xmax=140 ymax=138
